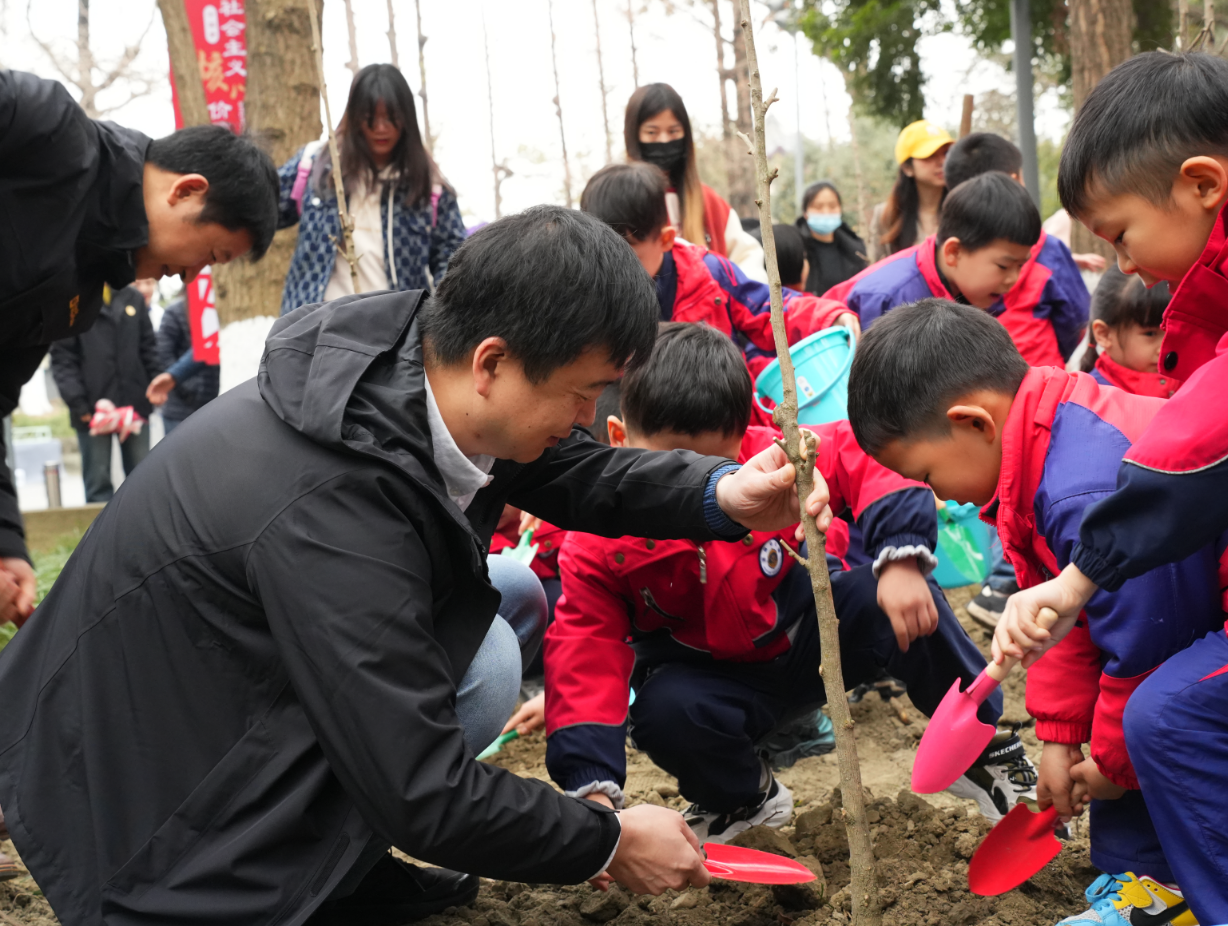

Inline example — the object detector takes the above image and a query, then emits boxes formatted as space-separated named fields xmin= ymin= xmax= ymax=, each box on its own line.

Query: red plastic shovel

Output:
xmin=968 ymin=803 xmax=1062 ymax=895
xmin=702 ymin=843 xmax=817 ymax=884
xmin=911 ymin=607 xmax=1059 ymax=794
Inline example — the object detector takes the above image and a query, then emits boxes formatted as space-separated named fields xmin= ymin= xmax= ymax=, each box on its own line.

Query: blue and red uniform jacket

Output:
xmin=543 ymin=423 xmax=935 ymax=801
xmin=1088 ymin=352 xmax=1181 ymax=399
xmin=1075 ymin=203 xmax=1228 ymax=592
xmin=836 ymin=233 xmax=1088 ymax=367
xmin=986 ymin=367 xmax=1225 ymax=788
xmin=660 ymin=240 xmax=848 ymax=379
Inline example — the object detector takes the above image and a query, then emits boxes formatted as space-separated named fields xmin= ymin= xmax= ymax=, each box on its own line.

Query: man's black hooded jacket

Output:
xmin=0 ymin=290 xmax=740 ymax=926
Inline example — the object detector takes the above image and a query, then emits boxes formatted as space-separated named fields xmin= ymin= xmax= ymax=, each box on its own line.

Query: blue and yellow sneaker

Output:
xmin=1057 ymin=872 xmax=1197 ymax=925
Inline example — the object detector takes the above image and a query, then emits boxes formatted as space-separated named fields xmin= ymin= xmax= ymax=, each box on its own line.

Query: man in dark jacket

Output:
xmin=154 ymin=296 xmax=220 ymax=434
xmin=49 ymin=284 xmax=161 ymax=502
xmin=0 ymin=206 xmax=829 ymax=926
xmin=0 ymin=70 xmax=278 ymax=623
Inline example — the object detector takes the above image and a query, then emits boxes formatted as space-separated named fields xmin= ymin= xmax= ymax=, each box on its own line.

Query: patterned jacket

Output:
xmin=275 ymin=145 xmax=467 ymax=315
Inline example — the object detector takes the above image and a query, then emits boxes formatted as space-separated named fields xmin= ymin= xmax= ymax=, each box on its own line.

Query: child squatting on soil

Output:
xmin=536 ymin=322 xmax=1042 ymax=843
xmin=847 ymin=299 xmax=1226 ymax=926
xmin=998 ymin=51 xmax=1228 ymax=926
xmin=1080 ymin=266 xmax=1179 ymax=398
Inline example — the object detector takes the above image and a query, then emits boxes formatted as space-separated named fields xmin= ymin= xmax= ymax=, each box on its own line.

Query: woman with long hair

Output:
xmin=794 ymin=181 xmax=867 ymax=295
xmin=276 ymin=63 xmax=466 ymax=314
xmin=866 ymin=120 xmax=952 ymax=262
xmin=624 ymin=83 xmax=767 ymax=281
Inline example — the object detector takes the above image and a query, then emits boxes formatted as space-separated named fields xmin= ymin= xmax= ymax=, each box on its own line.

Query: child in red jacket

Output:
xmin=543 ymin=323 xmax=1030 ymax=844
xmin=849 ymin=300 xmax=1225 ymax=925
xmin=579 ymin=162 xmax=855 ymax=380
xmin=1079 ymin=266 xmax=1180 ymax=398
xmin=997 ymin=52 xmax=1228 ymax=925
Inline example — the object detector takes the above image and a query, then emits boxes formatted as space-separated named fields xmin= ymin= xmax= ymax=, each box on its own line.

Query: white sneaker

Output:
xmin=683 ymin=774 xmax=794 ymax=844
xmin=945 ymin=732 xmax=1038 ymax=822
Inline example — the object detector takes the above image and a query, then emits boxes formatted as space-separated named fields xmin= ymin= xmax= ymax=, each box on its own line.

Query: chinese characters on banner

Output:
xmin=168 ymin=0 xmax=247 ymax=364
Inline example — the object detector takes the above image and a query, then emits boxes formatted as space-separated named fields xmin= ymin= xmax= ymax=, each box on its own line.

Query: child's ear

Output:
xmin=607 ymin=415 xmax=629 ymax=447
xmin=1091 ymin=318 xmax=1114 ymax=351
xmin=946 ymin=404 xmax=997 ymax=443
xmin=1177 ymin=156 xmax=1228 ymax=212
xmin=661 ymin=226 xmax=677 ymax=251
xmin=939 ymin=237 xmax=962 ymax=269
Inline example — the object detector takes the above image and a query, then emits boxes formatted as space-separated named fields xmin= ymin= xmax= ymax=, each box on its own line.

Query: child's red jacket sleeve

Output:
xmin=1025 ymin=618 xmax=1101 ymax=745
xmin=544 ymin=538 xmax=636 ymax=797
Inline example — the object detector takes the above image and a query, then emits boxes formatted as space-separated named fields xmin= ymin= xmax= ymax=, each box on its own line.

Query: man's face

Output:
xmin=479 ymin=349 xmax=624 ymax=463
xmin=874 ymin=418 xmax=1003 ymax=507
xmin=1078 ymin=184 xmax=1219 ymax=286
xmin=136 ymin=172 xmax=253 ymax=284
xmin=941 ymin=238 xmax=1033 ymax=309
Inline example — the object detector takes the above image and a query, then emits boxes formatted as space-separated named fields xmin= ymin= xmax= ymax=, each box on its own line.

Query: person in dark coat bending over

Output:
xmin=0 ymin=206 xmax=831 ymax=926
xmin=0 ymin=70 xmax=278 ymax=624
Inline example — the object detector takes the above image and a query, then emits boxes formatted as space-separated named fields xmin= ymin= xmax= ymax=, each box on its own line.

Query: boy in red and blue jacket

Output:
xmin=835 ymin=172 xmax=1087 ymax=368
xmin=544 ymin=323 xmax=1027 ymax=845
xmin=580 ymin=163 xmax=853 ymax=380
xmin=997 ymin=54 xmax=1228 ymax=923
xmin=849 ymin=299 xmax=1225 ymax=925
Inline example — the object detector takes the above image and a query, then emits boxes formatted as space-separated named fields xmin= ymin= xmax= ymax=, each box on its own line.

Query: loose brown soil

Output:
xmin=0 ymin=587 xmax=1096 ymax=925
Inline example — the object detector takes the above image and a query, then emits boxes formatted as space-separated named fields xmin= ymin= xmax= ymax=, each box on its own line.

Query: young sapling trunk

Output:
xmin=735 ymin=3 xmax=882 ymax=923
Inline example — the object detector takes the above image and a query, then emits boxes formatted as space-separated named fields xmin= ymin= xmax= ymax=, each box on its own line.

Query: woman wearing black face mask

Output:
xmin=624 ymin=83 xmax=766 ymax=282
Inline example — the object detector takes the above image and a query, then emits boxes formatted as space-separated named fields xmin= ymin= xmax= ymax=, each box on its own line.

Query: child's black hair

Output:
xmin=420 ymin=205 xmax=658 ymax=383
xmin=848 ymin=298 xmax=1029 ymax=455
xmin=1079 ymin=266 xmax=1172 ymax=372
xmin=621 ymin=323 xmax=752 ymax=438
xmin=943 ymin=133 xmax=1023 ymax=190
xmin=146 ymin=125 xmax=279 ymax=260
xmin=1059 ymin=52 xmax=1228 ymax=218
xmin=938 ymin=172 xmax=1041 ymax=252
xmin=772 ymin=223 xmax=805 ymax=287
xmin=580 ymin=162 xmax=670 ymax=242
xmin=592 ymin=382 xmax=623 ymax=444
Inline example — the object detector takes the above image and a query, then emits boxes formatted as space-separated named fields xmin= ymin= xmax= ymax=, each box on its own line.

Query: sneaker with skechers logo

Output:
xmin=683 ymin=769 xmax=793 ymax=844
xmin=944 ymin=730 xmax=1038 ymax=822
xmin=1056 ymin=872 xmax=1197 ymax=926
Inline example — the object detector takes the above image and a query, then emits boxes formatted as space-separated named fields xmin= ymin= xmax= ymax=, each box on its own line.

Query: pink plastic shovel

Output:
xmin=968 ymin=803 xmax=1062 ymax=895
xmin=702 ymin=844 xmax=817 ymax=884
xmin=911 ymin=607 xmax=1058 ymax=794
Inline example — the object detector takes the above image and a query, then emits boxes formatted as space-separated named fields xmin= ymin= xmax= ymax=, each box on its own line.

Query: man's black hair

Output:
xmin=772 ymin=223 xmax=805 ymax=286
xmin=938 ymin=172 xmax=1040 ymax=252
xmin=146 ymin=125 xmax=279 ymax=260
xmin=621 ymin=322 xmax=751 ymax=438
xmin=847 ymin=298 xmax=1028 ymax=455
xmin=419 ymin=205 xmax=657 ymax=383
xmin=1059 ymin=51 xmax=1228 ymax=218
xmin=580 ymin=162 xmax=670 ymax=242
xmin=943 ymin=133 xmax=1023 ymax=190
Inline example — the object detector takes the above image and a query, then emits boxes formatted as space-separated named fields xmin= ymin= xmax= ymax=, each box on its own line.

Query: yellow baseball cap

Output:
xmin=895 ymin=120 xmax=954 ymax=164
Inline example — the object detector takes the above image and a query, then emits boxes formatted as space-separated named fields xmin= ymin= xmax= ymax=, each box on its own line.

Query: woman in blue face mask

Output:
xmin=794 ymin=181 xmax=869 ymax=297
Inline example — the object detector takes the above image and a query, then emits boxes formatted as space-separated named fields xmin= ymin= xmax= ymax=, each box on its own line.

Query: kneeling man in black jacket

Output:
xmin=0 ymin=206 xmax=829 ymax=926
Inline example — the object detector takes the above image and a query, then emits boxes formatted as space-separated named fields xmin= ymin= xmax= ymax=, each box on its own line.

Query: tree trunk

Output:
xmin=386 ymin=0 xmax=399 ymax=66
xmin=414 ymin=0 xmax=433 ymax=152
xmin=548 ymin=0 xmax=574 ymax=208
xmin=593 ymin=0 xmax=613 ymax=163
xmin=217 ymin=0 xmax=322 ymax=388
xmin=1068 ymin=0 xmax=1134 ymax=259
xmin=710 ymin=0 xmax=741 ymax=217
xmin=343 ymin=0 xmax=360 ymax=76
xmin=158 ymin=0 xmax=209 ymax=126
xmin=77 ymin=0 xmax=97 ymax=116
xmin=726 ymin=13 xmax=756 ymax=217
xmin=627 ymin=0 xmax=640 ymax=88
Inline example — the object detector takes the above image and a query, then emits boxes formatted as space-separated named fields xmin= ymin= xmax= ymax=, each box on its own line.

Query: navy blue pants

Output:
xmin=1125 ymin=628 xmax=1228 ymax=922
xmin=628 ymin=562 xmax=1001 ymax=811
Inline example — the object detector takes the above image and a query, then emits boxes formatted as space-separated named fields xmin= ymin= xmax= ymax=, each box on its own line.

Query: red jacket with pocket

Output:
xmin=985 ymin=367 xmax=1226 ymax=788
xmin=543 ymin=423 xmax=935 ymax=798
xmin=490 ymin=519 xmax=565 ymax=581
xmin=1089 ymin=352 xmax=1181 ymax=399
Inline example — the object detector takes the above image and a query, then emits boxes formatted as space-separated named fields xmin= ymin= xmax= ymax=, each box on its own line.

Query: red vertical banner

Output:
xmin=168 ymin=0 xmax=247 ymax=364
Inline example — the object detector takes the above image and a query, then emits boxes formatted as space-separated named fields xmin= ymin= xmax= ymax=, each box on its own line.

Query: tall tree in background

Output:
xmin=728 ymin=7 xmax=756 ymax=215
xmin=482 ymin=4 xmax=512 ymax=218
xmin=627 ymin=0 xmax=641 ymax=87
xmin=386 ymin=0 xmax=399 ymax=67
xmin=342 ymin=0 xmax=360 ymax=76
xmin=547 ymin=0 xmax=574 ymax=208
xmin=708 ymin=0 xmax=756 ymax=217
xmin=414 ymin=0 xmax=434 ymax=152
xmin=593 ymin=0 xmax=614 ymax=162
xmin=27 ymin=0 xmax=158 ymax=118
xmin=161 ymin=0 xmax=322 ymax=346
